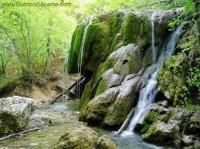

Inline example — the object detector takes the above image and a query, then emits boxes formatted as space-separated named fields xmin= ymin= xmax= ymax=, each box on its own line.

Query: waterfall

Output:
xmin=121 ymin=24 xmax=184 ymax=136
xmin=77 ymin=17 xmax=93 ymax=97
xmin=79 ymin=17 xmax=93 ymax=75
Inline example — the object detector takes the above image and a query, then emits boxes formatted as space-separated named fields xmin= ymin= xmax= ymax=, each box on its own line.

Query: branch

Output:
xmin=0 ymin=127 xmax=44 ymax=141
xmin=117 ymin=108 xmax=135 ymax=135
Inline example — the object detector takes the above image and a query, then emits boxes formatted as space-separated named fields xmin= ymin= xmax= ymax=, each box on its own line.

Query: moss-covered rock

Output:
xmin=54 ymin=125 xmax=116 ymax=149
xmin=121 ymin=12 xmax=151 ymax=46
xmin=77 ymin=9 xmax=181 ymax=128
xmin=67 ymin=25 xmax=85 ymax=73
xmin=142 ymin=120 xmax=181 ymax=145
xmin=113 ymin=44 xmax=143 ymax=75
xmin=0 ymin=96 xmax=34 ymax=136
xmin=96 ymin=135 xmax=117 ymax=149
xmin=54 ymin=125 xmax=98 ymax=149
xmin=103 ymin=76 xmax=143 ymax=127
xmin=158 ymin=53 xmax=187 ymax=105
xmin=139 ymin=106 xmax=200 ymax=147
xmin=82 ymin=88 xmax=120 ymax=124
xmin=140 ymin=111 xmax=159 ymax=134
xmin=67 ymin=9 xmax=178 ymax=74
xmin=80 ymin=75 xmax=143 ymax=127
xmin=79 ymin=44 xmax=145 ymax=127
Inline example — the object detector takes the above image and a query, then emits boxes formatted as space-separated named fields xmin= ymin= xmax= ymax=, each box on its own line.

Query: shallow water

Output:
xmin=45 ymin=99 xmax=80 ymax=112
xmin=0 ymin=99 xmax=171 ymax=149
xmin=112 ymin=133 xmax=168 ymax=149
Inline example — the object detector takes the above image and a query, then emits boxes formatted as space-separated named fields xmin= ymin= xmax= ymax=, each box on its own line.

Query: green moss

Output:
xmin=78 ymin=19 xmax=113 ymax=73
xmin=111 ymin=11 xmax=123 ymax=37
xmin=67 ymin=10 xmax=151 ymax=74
xmin=142 ymin=123 xmax=157 ymax=140
xmin=67 ymin=25 xmax=85 ymax=73
xmin=103 ymin=98 xmax=133 ymax=127
xmin=80 ymin=57 xmax=117 ymax=107
xmin=127 ymin=50 xmax=143 ymax=74
xmin=95 ymin=80 xmax=108 ymax=96
xmin=79 ymin=81 xmax=93 ymax=121
xmin=141 ymin=111 xmax=158 ymax=134
xmin=92 ymin=58 xmax=116 ymax=85
xmin=122 ymin=13 xmax=137 ymax=45
xmin=160 ymin=111 xmax=174 ymax=123
xmin=158 ymin=53 xmax=187 ymax=105
xmin=121 ymin=13 xmax=151 ymax=46
xmin=0 ymin=112 xmax=19 ymax=136
xmin=0 ymin=124 xmax=84 ymax=148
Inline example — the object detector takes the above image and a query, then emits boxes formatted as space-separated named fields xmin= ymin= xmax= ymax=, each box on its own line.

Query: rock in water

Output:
xmin=139 ymin=107 xmax=200 ymax=148
xmin=54 ymin=124 xmax=116 ymax=149
xmin=96 ymin=135 xmax=117 ymax=149
xmin=0 ymin=96 xmax=34 ymax=136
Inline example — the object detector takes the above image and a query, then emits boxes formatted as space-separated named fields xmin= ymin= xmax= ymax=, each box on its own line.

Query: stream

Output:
xmin=0 ymin=99 xmax=172 ymax=149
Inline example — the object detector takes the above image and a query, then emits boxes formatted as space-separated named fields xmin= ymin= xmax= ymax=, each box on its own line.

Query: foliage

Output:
xmin=0 ymin=0 xmax=76 ymax=83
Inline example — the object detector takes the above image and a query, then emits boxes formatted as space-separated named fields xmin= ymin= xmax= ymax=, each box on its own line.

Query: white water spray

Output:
xmin=121 ymin=24 xmax=183 ymax=136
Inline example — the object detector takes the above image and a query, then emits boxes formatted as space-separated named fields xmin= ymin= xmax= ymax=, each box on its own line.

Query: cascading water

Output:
xmin=77 ymin=17 xmax=93 ymax=97
xmin=121 ymin=20 xmax=183 ymax=136
xmin=79 ymin=17 xmax=93 ymax=75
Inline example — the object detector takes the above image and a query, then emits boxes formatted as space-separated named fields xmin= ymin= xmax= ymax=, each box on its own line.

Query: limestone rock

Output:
xmin=54 ymin=125 xmax=98 ymax=149
xmin=96 ymin=135 xmax=117 ymax=149
xmin=142 ymin=120 xmax=181 ymax=145
xmin=0 ymin=96 xmax=34 ymax=136
xmin=54 ymin=125 xmax=116 ymax=149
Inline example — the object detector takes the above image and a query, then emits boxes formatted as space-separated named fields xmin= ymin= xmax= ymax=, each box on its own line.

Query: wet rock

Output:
xmin=142 ymin=120 xmax=181 ymax=145
xmin=182 ymin=135 xmax=194 ymax=146
xmin=0 ymin=96 xmax=34 ymax=136
xmin=96 ymin=135 xmax=117 ymax=149
xmin=67 ymin=9 xmax=179 ymax=73
xmin=157 ymin=100 xmax=168 ymax=107
xmin=158 ymin=53 xmax=187 ymax=105
xmin=83 ymin=88 xmax=120 ymax=124
xmin=55 ymin=125 xmax=98 ymax=149
xmin=54 ymin=125 xmax=116 ymax=149
xmin=79 ymin=44 xmax=144 ymax=127
xmin=95 ymin=69 xmax=123 ymax=96
xmin=113 ymin=44 xmax=143 ymax=75
xmin=26 ymin=111 xmax=67 ymax=129
xmin=103 ymin=76 xmax=143 ymax=127
xmin=80 ymin=76 xmax=143 ymax=127
xmin=140 ymin=107 xmax=200 ymax=147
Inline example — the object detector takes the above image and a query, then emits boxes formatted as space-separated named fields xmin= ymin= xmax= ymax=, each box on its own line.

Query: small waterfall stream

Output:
xmin=77 ymin=17 xmax=93 ymax=96
xmin=121 ymin=21 xmax=183 ymax=136
xmin=79 ymin=17 xmax=93 ymax=75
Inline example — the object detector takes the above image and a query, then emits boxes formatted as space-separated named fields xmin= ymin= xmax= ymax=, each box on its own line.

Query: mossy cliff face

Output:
xmin=67 ymin=9 xmax=177 ymax=74
xmin=76 ymin=9 xmax=179 ymax=127
xmin=158 ymin=53 xmax=187 ymax=105
xmin=67 ymin=25 xmax=85 ymax=73
xmin=158 ymin=14 xmax=200 ymax=106
xmin=67 ymin=11 xmax=122 ymax=73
